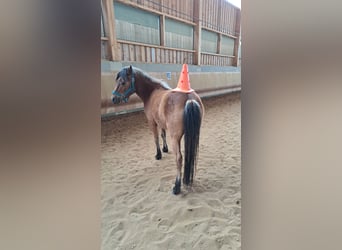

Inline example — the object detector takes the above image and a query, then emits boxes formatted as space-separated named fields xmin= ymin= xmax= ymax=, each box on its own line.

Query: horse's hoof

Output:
xmin=173 ymin=185 xmax=181 ymax=195
xmin=162 ymin=146 xmax=168 ymax=153
xmin=155 ymin=154 xmax=162 ymax=160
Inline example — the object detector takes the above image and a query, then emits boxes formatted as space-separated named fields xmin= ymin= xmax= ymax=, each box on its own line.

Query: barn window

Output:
xmin=165 ymin=18 xmax=193 ymax=50
xmin=201 ymin=29 xmax=218 ymax=53
xmin=221 ymin=35 xmax=235 ymax=56
xmin=114 ymin=2 xmax=160 ymax=45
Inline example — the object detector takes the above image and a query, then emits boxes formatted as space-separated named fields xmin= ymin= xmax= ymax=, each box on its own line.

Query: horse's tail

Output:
xmin=183 ymin=99 xmax=202 ymax=186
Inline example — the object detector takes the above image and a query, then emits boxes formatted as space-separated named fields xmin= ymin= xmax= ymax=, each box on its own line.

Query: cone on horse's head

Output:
xmin=173 ymin=64 xmax=194 ymax=93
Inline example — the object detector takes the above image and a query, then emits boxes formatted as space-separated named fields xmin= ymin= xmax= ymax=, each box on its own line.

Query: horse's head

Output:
xmin=112 ymin=65 xmax=136 ymax=104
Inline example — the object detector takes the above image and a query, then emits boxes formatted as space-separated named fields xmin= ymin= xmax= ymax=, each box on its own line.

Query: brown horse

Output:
xmin=112 ymin=65 xmax=204 ymax=195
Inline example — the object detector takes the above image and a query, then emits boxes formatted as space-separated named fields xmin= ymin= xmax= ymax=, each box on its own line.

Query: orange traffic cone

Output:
xmin=173 ymin=64 xmax=194 ymax=93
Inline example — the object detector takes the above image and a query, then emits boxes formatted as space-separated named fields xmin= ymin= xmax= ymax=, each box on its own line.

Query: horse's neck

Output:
xmin=135 ymin=74 xmax=166 ymax=103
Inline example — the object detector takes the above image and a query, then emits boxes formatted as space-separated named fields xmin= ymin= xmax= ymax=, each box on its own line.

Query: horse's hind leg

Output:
xmin=171 ymin=137 xmax=182 ymax=195
xmin=150 ymin=122 xmax=162 ymax=160
xmin=161 ymin=129 xmax=168 ymax=153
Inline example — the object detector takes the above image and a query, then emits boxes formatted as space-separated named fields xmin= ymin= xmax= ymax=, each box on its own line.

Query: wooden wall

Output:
xmin=101 ymin=0 xmax=241 ymax=66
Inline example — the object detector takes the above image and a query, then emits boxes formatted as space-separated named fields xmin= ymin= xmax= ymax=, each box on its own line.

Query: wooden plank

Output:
xmin=120 ymin=43 xmax=123 ymax=60
xmin=215 ymin=0 xmax=219 ymax=27
xmin=224 ymin=3 xmax=228 ymax=33
xmin=232 ymin=9 xmax=241 ymax=66
xmin=129 ymin=44 xmax=135 ymax=61
xmin=175 ymin=0 xmax=178 ymax=15
xmin=221 ymin=2 xmax=225 ymax=33
xmin=212 ymin=0 xmax=215 ymax=28
xmin=204 ymin=0 xmax=208 ymax=28
xmin=211 ymin=0 xmax=214 ymax=28
xmin=180 ymin=0 xmax=183 ymax=19
xmin=168 ymin=50 xmax=172 ymax=63
xmin=123 ymin=44 xmax=129 ymax=61
xmin=160 ymin=48 xmax=164 ymax=63
xmin=233 ymin=8 xmax=237 ymax=35
xmin=166 ymin=0 xmax=170 ymax=15
xmin=211 ymin=0 xmax=217 ymax=29
xmin=229 ymin=5 xmax=233 ymax=35
xmin=170 ymin=50 xmax=174 ymax=63
xmin=164 ymin=49 xmax=168 ymax=63
xmin=155 ymin=48 xmax=159 ymax=63
xmin=172 ymin=0 xmax=176 ymax=16
xmin=151 ymin=48 xmax=155 ymax=63
xmin=146 ymin=47 xmax=151 ymax=62
xmin=135 ymin=45 xmax=141 ymax=61
xmin=217 ymin=0 xmax=222 ymax=32
xmin=201 ymin=0 xmax=205 ymax=27
xmin=183 ymin=0 xmax=186 ymax=20
xmin=193 ymin=0 xmax=202 ymax=65
xmin=157 ymin=48 xmax=160 ymax=63
xmin=226 ymin=4 xmax=230 ymax=34
xmin=159 ymin=0 xmax=163 ymax=12
xmin=208 ymin=0 xmax=213 ymax=28
xmin=141 ymin=46 xmax=146 ymax=62
xmin=156 ymin=48 xmax=159 ymax=63
xmin=102 ymin=0 xmax=119 ymax=61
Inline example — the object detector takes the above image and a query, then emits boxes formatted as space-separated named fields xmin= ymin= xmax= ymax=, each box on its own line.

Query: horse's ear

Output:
xmin=127 ymin=65 xmax=133 ymax=75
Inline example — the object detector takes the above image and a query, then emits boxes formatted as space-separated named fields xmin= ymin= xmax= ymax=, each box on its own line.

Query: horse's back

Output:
xmin=160 ymin=91 xmax=203 ymax=137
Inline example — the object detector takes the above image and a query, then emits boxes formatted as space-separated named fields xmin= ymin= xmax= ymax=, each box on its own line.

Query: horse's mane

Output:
xmin=133 ymin=67 xmax=172 ymax=90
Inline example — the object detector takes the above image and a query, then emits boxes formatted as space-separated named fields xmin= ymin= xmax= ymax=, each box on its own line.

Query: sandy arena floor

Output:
xmin=101 ymin=93 xmax=241 ymax=250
